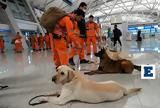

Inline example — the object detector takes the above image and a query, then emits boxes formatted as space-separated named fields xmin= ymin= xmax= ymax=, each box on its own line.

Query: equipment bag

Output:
xmin=40 ymin=7 xmax=67 ymax=33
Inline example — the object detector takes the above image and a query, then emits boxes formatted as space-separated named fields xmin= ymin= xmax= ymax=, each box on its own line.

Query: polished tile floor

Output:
xmin=0 ymin=38 xmax=160 ymax=108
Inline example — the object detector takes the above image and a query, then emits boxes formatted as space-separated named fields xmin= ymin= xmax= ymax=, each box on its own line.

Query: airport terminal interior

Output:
xmin=0 ymin=0 xmax=160 ymax=108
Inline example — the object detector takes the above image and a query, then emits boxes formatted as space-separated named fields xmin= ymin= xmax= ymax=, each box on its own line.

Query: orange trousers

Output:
xmin=70 ymin=37 xmax=85 ymax=60
xmin=0 ymin=41 xmax=4 ymax=51
xmin=45 ymin=41 xmax=50 ymax=49
xmin=39 ymin=42 xmax=44 ymax=49
xmin=31 ymin=44 xmax=34 ymax=49
xmin=31 ymin=42 xmax=38 ymax=50
xmin=87 ymin=36 xmax=97 ymax=54
xmin=52 ymin=38 xmax=68 ymax=67
xmin=33 ymin=42 xmax=39 ymax=50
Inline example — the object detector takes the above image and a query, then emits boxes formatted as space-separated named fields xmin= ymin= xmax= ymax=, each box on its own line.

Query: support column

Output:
xmin=121 ymin=22 xmax=128 ymax=40
xmin=25 ymin=0 xmax=45 ymax=35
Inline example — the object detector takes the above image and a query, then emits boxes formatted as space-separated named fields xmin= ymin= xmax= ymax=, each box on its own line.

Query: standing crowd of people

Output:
xmin=42 ymin=2 xmax=100 ymax=68
xmin=28 ymin=32 xmax=51 ymax=51
xmin=0 ymin=32 xmax=51 ymax=53
xmin=0 ymin=2 xmax=102 ymax=69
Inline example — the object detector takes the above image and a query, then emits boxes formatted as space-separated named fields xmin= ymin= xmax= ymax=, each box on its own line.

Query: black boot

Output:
xmin=69 ymin=58 xmax=75 ymax=65
xmin=80 ymin=59 xmax=89 ymax=64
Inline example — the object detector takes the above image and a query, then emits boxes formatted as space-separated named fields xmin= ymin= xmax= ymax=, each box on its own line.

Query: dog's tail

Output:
xmin=125 ymin=88 xmax=142 ymax=95
xmin=134 ymin=65 xmax=141 ymax=71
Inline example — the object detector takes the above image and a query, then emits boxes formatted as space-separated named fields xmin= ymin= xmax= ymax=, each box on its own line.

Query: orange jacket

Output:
xmin=35 ymin=35 xmax=38 ymax=43
xmin=39 ymin=35 xmax=44 ymax=43
xmin=31 ymin=35 xmax=35 ymax=44
xmin=86 ymin=21 xmax=99 ymax=37
xmin=72 ymin=20 xmax=80 ymax=37
xmin=0 ymin=38 xmax=4 ymax=49
xmin=44 ymin=34 xmax=50 ymax=42
xmin=12 ymin=34 xmax=22 ymax=42
xmin=31 ymin=35 xmax=38 ymax=43
xmin=55 ymin=14 xmax=78 ymax=42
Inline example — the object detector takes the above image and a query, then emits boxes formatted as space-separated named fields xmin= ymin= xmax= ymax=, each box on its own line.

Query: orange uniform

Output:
xmin=69 ymin=20 xmax=85 ymax=60
xmin=44 ymin=34 xmax=51 ymax=49
xmin=0 ymin=37 xmax=5 ymax=53
xmin=31 ymin=35 xmax=39 ymax=51
xmin=39 ymin=35 xmax=44 ymax=50
xmin=51 ymin=14 xmax=79 ymax=67
xmin=86 ymin=21 xmax=99 ymax=54
xmin=13 ymin=35 xmax=23 ymax=53
xmin=34 ymin=35 xmax=39 ymax=50
xmin=31 ymin=35 xmax=35 ymax=50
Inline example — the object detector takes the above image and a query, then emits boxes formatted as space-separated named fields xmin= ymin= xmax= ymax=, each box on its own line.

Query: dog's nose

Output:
xmin=52 ymin=76 xmax=56 ymax=82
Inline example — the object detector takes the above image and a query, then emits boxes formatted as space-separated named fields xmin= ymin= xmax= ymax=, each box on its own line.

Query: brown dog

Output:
xmin=85 ymin=48 xmax=141 ymax=75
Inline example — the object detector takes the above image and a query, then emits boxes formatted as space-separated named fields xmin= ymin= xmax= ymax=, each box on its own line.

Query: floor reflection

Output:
xmin=0 ymin=38 xmax=160 ymax=108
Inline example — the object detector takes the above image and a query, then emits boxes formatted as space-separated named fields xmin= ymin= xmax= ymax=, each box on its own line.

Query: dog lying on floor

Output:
xmin=39 ymin=65 xmax=141 ymax=105
xmin=85 ymin=48 xmax=141 ymax=75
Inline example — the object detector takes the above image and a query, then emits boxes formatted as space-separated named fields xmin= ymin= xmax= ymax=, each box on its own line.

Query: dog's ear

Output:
xmin=101 ymin=48 xmax=106 ymax=53
xmin=104 ymin=45 xmax=109 ymax=50
xmin=55 ymin=68 xmax=58 ymax=72
xmin=67 ymin=70 xmax=76 ymax=82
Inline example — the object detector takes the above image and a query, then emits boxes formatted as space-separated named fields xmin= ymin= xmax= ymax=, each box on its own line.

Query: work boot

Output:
xmin=80 ymin=59 xmax=89 ymax=64
xmin=69 ymin=58 xmax=75 ymax=65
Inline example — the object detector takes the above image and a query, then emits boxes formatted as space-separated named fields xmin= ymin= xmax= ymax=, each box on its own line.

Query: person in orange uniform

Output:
xmin=32 ymin=33 xmax=39 ymax=51
xmin=13 ymin=32 xmax=23 ymax=53
xmin=38 ymin=33 xmax=44 ymax=51
xmin=69 ymin=16 xmax=89 ymax=65
xmin=50 ymin=10 xmax=84 ymax=68
xmin=86 ymin=15 xmax=100 ymax=55
xmin=30 ymin=34 xmax=35 ymax=51
xmin=44 ymin=33 xmax=50 ymax=50
xmin=0 ymin=36 xmax=5 ymax=53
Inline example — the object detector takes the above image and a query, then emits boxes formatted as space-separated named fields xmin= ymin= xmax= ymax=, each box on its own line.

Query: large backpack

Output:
xmin=40 ymin=7 xmax=67 ymax=33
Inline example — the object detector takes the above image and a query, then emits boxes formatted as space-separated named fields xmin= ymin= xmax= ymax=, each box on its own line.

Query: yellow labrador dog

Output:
xmin=40 ymin=65 xmax=141 ymax=105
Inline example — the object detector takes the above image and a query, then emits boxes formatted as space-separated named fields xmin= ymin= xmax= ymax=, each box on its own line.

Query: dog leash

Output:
xmin=28 ymin=93 xmax=60 ymax=106
xmin=0 ymin=85 xmax=8 ymax=90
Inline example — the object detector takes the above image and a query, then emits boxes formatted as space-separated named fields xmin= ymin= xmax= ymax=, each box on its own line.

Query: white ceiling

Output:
xmin=27 ymin=0 xmax=160 ymax=24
